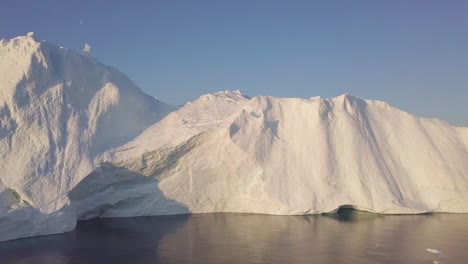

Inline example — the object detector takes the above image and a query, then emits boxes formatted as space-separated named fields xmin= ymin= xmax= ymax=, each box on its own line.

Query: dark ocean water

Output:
xmin=0 ymin=212 xmax=467 ymax=264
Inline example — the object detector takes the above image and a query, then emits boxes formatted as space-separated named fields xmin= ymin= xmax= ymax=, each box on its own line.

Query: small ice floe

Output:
xmin=433 ymin=260 xmax=440 ymax=264
xmin=426 ymin=248 xmax=443 ymax=254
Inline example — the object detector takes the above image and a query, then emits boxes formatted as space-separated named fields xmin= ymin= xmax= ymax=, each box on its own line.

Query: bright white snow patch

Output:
xmin=83 ymin=43 xmax=91 ymax=54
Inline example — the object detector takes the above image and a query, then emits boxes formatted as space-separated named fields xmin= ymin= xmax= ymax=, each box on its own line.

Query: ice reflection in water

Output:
xmin=1 ymin=213 xmax=467 ymax=264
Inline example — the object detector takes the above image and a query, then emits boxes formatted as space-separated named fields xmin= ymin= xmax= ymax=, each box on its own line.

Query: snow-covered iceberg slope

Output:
xmin=0 ymin=34 xmax=173 ymax=242
xmin=70 ymin=91 xmax=468 ymax=220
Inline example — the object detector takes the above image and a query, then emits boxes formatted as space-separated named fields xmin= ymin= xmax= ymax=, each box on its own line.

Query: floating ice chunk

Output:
xmin=426 ymin=248 xmax=443 ymax=254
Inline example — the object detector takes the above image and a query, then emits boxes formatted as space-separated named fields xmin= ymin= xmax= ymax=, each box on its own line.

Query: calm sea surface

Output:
xmin=0 ymin=212 xmax=467 ymax=264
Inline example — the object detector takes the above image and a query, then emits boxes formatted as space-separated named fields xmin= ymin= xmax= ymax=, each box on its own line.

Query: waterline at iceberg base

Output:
xmin=1 ymin=34 xmax=467 ymax=242
xmin=3 ymin=213 xmax=468 ymax=263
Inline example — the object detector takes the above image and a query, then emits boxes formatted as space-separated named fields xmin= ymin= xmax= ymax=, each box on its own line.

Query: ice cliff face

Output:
xmin=1 ymin=34 xmax=467 ymax=243
xmin=70 ymin=93 xmax=468 ymax=220
xmin=0 ymin=34 xmax=173 ymax=241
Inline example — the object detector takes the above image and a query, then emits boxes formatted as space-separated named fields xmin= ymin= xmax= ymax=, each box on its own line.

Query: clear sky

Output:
xmin=1 ymin=0 xmax=467 ymax=126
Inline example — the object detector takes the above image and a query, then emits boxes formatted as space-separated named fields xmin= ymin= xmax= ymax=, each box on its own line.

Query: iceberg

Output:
xmin=0 ymin=35 xmax=467 ymax=242
xmin=0 ymin=34 xmax=173 ymax=242
xmin=73 ymin=93 xmax=468 ymax=219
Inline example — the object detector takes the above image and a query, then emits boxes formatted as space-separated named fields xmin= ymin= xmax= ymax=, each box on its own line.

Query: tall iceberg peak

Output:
xmin=0 ymin=34 xmax=173 ymax=242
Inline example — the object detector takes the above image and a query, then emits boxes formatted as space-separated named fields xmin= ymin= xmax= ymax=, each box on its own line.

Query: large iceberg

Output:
xmin=1 ymin=35 xmax=467 ymax=242
xmin=72 ymin=92 xmax=468 ymax=219
xmin=0 ymin=34 xmax=173 ymax=242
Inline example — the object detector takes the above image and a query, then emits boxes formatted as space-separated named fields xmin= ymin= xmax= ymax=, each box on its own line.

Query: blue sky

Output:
xmin=1 ymin=0 xmax=467 ymax=125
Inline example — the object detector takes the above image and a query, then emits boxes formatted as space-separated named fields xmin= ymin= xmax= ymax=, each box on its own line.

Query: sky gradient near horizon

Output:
xmin=1 ymin=1 xmax=467 ymax=125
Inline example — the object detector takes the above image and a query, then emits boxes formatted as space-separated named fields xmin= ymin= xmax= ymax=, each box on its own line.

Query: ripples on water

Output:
xmin=0 ymin=212 xmax=467 ymax=264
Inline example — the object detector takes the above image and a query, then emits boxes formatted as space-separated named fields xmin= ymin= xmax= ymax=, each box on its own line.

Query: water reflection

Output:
xmin=0 ymin=215 xmax=189 ymax=263
xmin=157 ymin=213 xmax=468 ymax=264
xmin=1 ymin=213 xmax=467 ymax=264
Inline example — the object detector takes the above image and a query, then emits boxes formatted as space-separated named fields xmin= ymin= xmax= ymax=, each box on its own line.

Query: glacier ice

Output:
xmin=0 ymin=34 xmax=172 ymax=242
xmin=75 ymin=93 xmax=468 ymax=219
xmin=0 ymin=34 xmax=468 ymax=242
